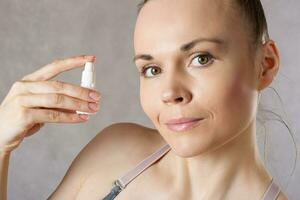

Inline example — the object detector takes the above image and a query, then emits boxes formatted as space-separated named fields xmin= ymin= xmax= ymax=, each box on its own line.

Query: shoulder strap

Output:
xmin=102 ymin=184 xmax=122 ymax=200
xmin=261 ymin=178 xmax=281 ymax=200
xmin=113 ymin=143 xmax=281 ymax=200
xmin=115 ymin=143 xmax=171 ymax=190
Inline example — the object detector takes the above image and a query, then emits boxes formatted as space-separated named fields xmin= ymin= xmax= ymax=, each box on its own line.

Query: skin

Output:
xmin=133 ymin=0 xmax=282 ymax=199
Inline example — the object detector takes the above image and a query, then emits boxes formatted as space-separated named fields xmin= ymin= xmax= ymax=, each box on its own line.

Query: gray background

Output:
xmin=0 ymin=0 xmax=299 ymax=199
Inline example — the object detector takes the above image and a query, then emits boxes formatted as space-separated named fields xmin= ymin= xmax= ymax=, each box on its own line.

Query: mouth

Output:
xmin=164 ymin=118 xmax=205 ymax=132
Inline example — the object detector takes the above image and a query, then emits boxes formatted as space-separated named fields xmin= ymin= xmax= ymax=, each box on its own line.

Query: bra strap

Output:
xmin=114 ymin=144 xmax=281 ymax=200
xmin=261 ymin=178 xmax=281 ymax=200
xmin=115 ymin=143 xmax=171 ymax=189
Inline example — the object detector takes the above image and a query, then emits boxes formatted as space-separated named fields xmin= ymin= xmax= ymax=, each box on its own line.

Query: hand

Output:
xmin=0 ymin=55 xmax=101 ymax=154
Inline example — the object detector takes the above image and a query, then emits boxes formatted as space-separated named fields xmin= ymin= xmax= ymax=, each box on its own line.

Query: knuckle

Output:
xmin=19 ymin=107 xmax=26 ymax=118
xmin=48 ymin=110 xmax=60 ymax=121
xmin=78 ymin=87 xmax=87 ymax=98
xmin=70 ymin=55 xmax=86 ymax=62
xmin=74 ymin=99 xmax=83 ymax=110
xmin=68 ymin=113 xmax=78 ymax=121
xmin=18 ymin=107 xmax=29 ymax=122
xmin=51 ymin=80 xmax=64 ymax=91
xmin=24 ymin=109 xmax=33 ymax=124
xmin=52 ymin=59 xmax=61 ymax=65
xmin=53 ymin=94 xmax=64 ymax=105
xmin=74 ymin=55 xmax=86 ymax=59
xmin=12 ymin=81 xmax=23 ymax=90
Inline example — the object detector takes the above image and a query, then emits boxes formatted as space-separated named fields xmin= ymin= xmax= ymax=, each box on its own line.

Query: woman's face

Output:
xmin=133 ymin=0 xmax=261 ymax=157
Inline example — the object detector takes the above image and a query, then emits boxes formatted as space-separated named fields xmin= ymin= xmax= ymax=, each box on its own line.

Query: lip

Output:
xmin=165 ymin=117 xmax=204 ymax=125
xmin=165 ymin=118 xmax=204 ymax=132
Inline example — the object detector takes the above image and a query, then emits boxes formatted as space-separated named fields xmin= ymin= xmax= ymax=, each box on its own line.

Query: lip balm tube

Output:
xmin=76 ymin=61 xmax=97 ymax=115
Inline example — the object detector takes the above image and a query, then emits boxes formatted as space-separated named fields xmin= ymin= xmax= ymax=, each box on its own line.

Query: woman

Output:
xmin=0 ymin=0 xmax=290 ymax=199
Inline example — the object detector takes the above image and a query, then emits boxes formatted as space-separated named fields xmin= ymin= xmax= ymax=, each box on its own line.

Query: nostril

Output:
xmin=175 ymin=97 xmax=184 ymax=102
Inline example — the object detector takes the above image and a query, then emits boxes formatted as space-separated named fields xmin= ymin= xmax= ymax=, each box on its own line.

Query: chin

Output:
xmin=165 ymin=133 xmax=219 ymax=158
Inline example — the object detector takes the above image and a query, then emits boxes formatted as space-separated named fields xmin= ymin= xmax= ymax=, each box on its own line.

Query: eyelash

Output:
xmin=139 ymin=53 xmax=215 ymax=78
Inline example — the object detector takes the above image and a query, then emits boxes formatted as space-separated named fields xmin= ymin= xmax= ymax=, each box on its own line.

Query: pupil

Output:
xmin=199 ymin=56 xmax=208 ymax=64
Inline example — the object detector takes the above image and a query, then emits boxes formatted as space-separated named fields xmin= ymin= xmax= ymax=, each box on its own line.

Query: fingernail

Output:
xmin=89 ymin=91 xmax=101 ymax=101
xmin=79 ymin=114 xmax=89 ymax=120
xmin=89 ymin=102 xmax=99 ymax=111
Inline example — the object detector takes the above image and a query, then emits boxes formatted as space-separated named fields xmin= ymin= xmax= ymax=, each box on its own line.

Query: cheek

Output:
xmin=140 ymin=84 xmax=160 ymax=123
xmin=209 ymin=66 xmax=257 ymax=143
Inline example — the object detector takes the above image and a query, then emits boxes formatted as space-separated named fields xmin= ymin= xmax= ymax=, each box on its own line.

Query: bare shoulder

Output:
xmin=47 ymin=122 xmax=164 ymax=199
xmin=84 ymin=122 xmax=165 ymax=168
xmin=91 ymin=122 xmax=165 ymax=156
xmin=93 ymin=122 xmax=166 ymax=169
xmin=76 ymin=122 xmax=166 ymax=197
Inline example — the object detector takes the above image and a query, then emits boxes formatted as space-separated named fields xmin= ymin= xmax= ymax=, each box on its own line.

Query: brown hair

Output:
xmin=137 ymin=0 xmax=270 ymax=48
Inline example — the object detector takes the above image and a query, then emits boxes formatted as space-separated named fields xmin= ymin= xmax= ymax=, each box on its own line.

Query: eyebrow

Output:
xmin=133 ymin=37 xmax=226 ymax=62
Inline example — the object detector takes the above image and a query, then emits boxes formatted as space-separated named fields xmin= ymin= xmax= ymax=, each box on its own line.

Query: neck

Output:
xmin=161 ymin=120 xmax=272 ymax=199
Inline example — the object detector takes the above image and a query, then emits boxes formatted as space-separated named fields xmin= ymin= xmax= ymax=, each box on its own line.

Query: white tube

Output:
xmin=76 ymin=62 xmax=96 ymax=115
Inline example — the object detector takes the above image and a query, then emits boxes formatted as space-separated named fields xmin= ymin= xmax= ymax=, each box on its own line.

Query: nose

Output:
xmin=161 ymin=77 xmax=192 ymax=105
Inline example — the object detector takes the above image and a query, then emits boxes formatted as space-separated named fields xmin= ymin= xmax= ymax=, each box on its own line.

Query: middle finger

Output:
xmin=18 ymin=93 xmax=100 ymax=113
xmin=17 ymin=80 xmax=101 ymax=102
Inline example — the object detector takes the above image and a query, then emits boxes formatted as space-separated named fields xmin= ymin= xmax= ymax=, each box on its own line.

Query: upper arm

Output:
xmin=47 ymin=122 xmax=155 ymax=200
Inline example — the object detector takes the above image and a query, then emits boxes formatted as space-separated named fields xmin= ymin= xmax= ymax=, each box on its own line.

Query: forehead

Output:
xmin=134 ymin=0 xmax=244 ymax=54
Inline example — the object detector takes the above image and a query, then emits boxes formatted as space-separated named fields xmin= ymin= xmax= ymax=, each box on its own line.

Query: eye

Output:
xmin=140 ymin=66 xmax=161 ymax=78
xmin=190 ymin=53 xmax=214 ymax=67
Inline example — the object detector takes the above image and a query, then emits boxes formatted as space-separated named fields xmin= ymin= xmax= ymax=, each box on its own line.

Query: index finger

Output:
xmin=22 ymin=55 xmax=96 ymax=81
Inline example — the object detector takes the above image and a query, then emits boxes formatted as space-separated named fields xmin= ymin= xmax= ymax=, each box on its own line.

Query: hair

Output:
xmin=136 ymin=0 xmax=298 ymax=190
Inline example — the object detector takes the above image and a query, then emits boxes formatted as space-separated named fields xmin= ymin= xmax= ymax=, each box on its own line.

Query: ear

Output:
xmin=257 ymin=40 xmax=280 ymax=91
